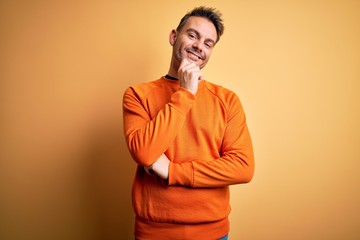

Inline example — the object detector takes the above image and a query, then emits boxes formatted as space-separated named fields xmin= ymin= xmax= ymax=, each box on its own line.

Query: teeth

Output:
xmin=188 ymin=52 xmax=200 ymax=61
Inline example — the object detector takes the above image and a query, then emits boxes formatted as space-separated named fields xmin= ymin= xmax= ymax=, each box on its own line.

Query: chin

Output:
xmin=199 ymin=61 xmax=208 ymax=69
xmin=191 ymin=58 xmax=206 ymax=67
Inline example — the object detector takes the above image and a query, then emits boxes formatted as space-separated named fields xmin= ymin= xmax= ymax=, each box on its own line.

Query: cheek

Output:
xmin=174 ymin=39 xmax=186 ymax=50
xmin=204 ymin=50 xmax=212 ymax=60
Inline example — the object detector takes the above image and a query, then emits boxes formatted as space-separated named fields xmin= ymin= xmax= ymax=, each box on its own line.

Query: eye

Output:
xmin=188 ymin=33 xmax=196 ymax=39
xmin=205 ymin=42 xmax=213 ymax=49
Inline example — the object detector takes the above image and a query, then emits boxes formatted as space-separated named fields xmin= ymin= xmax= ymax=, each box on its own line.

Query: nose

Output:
xmin=192 ymin=40 xmax=204 ymax=52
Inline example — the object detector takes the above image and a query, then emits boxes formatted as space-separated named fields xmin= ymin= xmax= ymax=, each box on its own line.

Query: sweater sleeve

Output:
xmin=123 ymin=86 xmax=195 ymax=166
xmin=168 ymin=94 xmax=254 ymax=188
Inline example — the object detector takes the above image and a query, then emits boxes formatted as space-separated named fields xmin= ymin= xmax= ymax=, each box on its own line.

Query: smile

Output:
xmin=186 ymin=50 xmax=203 ymax=61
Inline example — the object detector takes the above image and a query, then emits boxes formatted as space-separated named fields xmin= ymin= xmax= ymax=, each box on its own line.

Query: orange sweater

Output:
xmin=123 ymin=77 xmax=254 ymax=240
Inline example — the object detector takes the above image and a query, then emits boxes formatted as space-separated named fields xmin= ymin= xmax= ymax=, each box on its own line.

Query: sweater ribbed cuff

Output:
xmin=168 ymin=162 xmax=194 ymax=187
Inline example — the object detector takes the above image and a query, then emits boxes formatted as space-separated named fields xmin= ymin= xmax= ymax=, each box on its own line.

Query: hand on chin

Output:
xmin=183 ymin=54 xmax=202 ymax=67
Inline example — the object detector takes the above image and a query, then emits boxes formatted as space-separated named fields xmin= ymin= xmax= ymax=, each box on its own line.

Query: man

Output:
xmin=123 ymin=6 xmax=254 ymax=240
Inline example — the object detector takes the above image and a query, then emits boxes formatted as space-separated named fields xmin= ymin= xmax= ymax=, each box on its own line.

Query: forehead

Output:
xmin=180 ymin=16 xmax=217 ymax=41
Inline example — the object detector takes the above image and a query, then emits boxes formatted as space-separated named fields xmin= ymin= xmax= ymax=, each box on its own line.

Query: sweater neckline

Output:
xmin=164 ymin=74 xmax=178 ymax=81
xmin=161 ymin=76 xmax=206 ymax=88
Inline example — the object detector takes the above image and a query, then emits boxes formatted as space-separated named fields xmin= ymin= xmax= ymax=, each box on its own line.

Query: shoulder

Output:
xmin=203 ymin=81 xmax=240 ymax=106
xmin=124 ymin=78 xmax=163 ymax=98
xmin=203 ymin=81 xmax=246 ymax=119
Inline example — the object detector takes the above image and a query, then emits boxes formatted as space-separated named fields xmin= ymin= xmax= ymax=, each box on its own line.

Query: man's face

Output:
xmin=170 ymin=16 xmax=218 ymax=69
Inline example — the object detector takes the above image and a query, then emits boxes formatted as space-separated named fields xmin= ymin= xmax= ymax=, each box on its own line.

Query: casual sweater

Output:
xmin=123 ymin=76 xmax=254 ymax=240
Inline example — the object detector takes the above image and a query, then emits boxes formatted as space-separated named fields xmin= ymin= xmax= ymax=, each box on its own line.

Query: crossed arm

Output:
xmin=123 ymin=60 xmax=254 ymax=187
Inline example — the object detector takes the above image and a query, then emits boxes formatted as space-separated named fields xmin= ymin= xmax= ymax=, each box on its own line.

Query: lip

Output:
xmin=186 ymin=50 xmax=203 ymax=60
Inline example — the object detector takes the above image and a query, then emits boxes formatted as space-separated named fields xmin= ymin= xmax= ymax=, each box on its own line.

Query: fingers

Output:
xmin=144 ymin=154 xmax=170 ymax=180
xmin=144 ymin=165 xmax=154 ymax=176
xmin=179 ymin=59 xmax=198 ymax=77
xmin=179 ymin=57 xmax=192 ymax=70
xmin=178 ymin=58 xmax=203 ymax=95
xmin=152 ymin=154 xmax=170 ymax=180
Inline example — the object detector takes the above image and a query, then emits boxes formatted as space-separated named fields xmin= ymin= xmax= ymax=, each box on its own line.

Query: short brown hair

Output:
xmin=176 ymin=6 xmax=224 ymax=43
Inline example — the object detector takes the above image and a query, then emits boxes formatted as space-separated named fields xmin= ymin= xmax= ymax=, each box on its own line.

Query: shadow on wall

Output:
xmin=82 ymin=107 xmax=136 ymax=239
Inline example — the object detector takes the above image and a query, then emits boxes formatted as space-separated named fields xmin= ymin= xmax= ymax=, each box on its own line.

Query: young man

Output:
xmin=123 ymin=6 xmax=254 ymax=240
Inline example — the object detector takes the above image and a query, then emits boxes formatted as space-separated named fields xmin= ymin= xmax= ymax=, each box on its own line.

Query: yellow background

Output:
xmin=1 ymin=0 xmax=359 ymax=239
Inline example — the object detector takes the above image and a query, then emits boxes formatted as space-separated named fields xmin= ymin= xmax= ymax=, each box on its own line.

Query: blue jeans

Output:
xmin=135 ymin=234 xmax=229 ymax=240
xmin=218 ymin=234 xmax=229 ymax=240
xmin=135 ymin=233 xmax=228 ymax=240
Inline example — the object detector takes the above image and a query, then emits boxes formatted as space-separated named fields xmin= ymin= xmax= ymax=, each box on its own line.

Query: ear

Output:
xmin=169 ymin=29 xmax=177 ymax=46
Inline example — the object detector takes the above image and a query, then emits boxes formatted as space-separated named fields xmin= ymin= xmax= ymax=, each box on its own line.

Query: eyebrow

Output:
xmin=186 ymin=28 xmax=216 ymax=45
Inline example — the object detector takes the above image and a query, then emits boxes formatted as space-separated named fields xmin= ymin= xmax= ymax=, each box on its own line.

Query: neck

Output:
xmin=167 ymin=57 xmax=180 ymax=79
